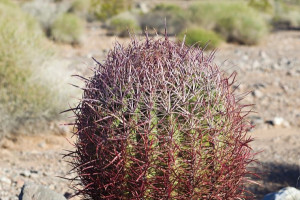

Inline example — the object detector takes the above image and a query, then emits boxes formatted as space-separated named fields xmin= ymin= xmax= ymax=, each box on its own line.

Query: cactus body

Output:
xmin=67 ymin=34 xmax=255 ymax=199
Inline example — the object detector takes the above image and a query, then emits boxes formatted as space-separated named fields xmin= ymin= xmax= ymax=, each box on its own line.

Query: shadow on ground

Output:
xmin=247 ymin=162 xmax=300 ymax=199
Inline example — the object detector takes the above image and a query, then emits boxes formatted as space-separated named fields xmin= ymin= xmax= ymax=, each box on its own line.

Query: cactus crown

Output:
xmin=66 ymin=34 xmax=255 ymax=199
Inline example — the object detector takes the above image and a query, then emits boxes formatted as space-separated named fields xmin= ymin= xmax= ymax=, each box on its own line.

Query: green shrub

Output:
xmin=89 ymin=0 xmax=132 ymax=21
xmin=188 ymin=2 xmax=221 ymax=30
xmin=282 ymin=0 xmax=300 ymax=5
xmin=248 ymin=0 xmax=273 ymax=13
xmin=50 ymin=13 xmax=84 ymax=44
xmin=69 ymin=0 xmax=91 ymax=19
xmin=21 ymin=0 xmax=70 ymax=32
xmin=107 ymin=12 xmax=140 ymax=37
xmin=272 ymin=9 xmax=300 ymax=29
xmin=177 ymin=28 xmax=223 ymax=50
xmin=271 ymin=1 xmax=300 ymax=29
xmin=0 ymin=0 xmax=16 ymax=6
xmin=215 ymin=3 xmax=269 ymax=44
xmin=0 ymin=1 xmax=75 ymax=138
xmin=189 ymin=2 xmax=269 ymax=45
xmin=140 ymin=3 xmax=189 ymax=35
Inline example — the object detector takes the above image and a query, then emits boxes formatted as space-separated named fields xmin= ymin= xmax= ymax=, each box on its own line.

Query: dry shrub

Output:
xmin=177 ymin=28 xmax=223 ymax=50
xmin=50 ymin=13 xmax=84 ymax=44
xmin=107 ymin=12 xmax=140 ymax=37
xmin=140 ymin=4 xmax=189 ymax=35
xmin=189 ymin=2 xmax=269 ymax=45
xmin=0 ymin=0 xmax=77 ymax=138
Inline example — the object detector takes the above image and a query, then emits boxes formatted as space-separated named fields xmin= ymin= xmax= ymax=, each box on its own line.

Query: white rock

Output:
xmin=0 ymin=177 xmax=12 ymax=185
xmin=259 ymin=50 xmax=266 ymax=58
xmin=19 ymin=183 xmax=67 ymax=200
xmin=273 ymin=117 xmax=290 ymax=127
xmin=251 ymin=90 xmax=263 ymax=98
xmin=135 ymin=2 xmax=149 ymax=13
xmin=252 ymin=60 xmax=260 ymax=69
xmin=263 ymin=187 xmax=300 ymax=200
xmin=20 ymin=170 xmax=31 ymax=178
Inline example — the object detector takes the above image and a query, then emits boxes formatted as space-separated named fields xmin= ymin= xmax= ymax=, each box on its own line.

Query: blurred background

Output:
xmin=0 ymin=0 xmax=299 ymax=199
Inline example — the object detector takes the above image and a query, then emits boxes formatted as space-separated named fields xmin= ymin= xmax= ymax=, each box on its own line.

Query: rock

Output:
xmin=259 ymin=51 xmax=268 ymax=59
xmin=263 ymin=187 xmax=300 ymax=200
xmin=0 ymin=177 xmax=12 ymax=185
xmin=251 ymin=90 xmax=263 ymax=98
xmin=19 ymin=183 xmax=67 ymax=200
xmin=273 ymin=117 xmax=290 ymax=127
xmin=63 ymin=192 xmax=72 ymax=199
xmin=242 ymin=55 xmax=249 ymax=61
xmin=250 ymin=116 xmax=264 ymax=126
xmin=38 ymin=142 xmax=47 ymax=148
xmin=20 ymin=170 xmax=31 ymax=178
xmin=266 ymin=117 xmax=290 ymax=127
xmin=271 ymin=63 xmax=280 ymax=70
xmin=135 ymin=2 xmax=149 ymax=13
xmin=252 ymin=60 xmax=260 ymax=69
xmin=286 ymin=70 xmax=293 ymax=76
xmin=253 ymin=83 xmax=266 ymax=89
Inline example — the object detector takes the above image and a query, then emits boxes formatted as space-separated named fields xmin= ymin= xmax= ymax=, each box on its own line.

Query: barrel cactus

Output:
xmin=66 ymin=34 xmax=255 ymax=199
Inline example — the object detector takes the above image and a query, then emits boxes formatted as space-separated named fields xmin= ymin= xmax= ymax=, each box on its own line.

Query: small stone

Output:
xmin=135 ymin=2 xmax=149 ymax=13
xmin=273 ymin=117 xmax=289 ymax=127
xmin=49 ymin=184 xmax=56 ymax=190
xmin=0 ymin=177 xmax=12 ymax=185
xmin=253 ymin=83 xmax=266 ymax=89
xmin=266 ymin=117 xmax=290 ymax=127
xmin=42 ymin=172 xmax=48 ymax=177
xmin=30 ymin=170 xmax=38 ymax=174
xmin=271 ymin=63 xmax=280 ymax=70
xmin=263 ymin=187 xmax=300 ymax=200
xmin=251 ymin=90 xmax=263 ymax=98
xmin=286 ymin=70 xmax=293 ymax=76
xmin=250 ymin=116 xmax=264 ymax=126
xmin=19 ymin=183 xmax=67 ymax=200
xmin=20 ymin=170 xmax=31 ymax=178
xmin=38 ymin=142 xmax=46 ymax=148
xmin=242 ymin=55 xmax=249 ymax=61
xmin=252 ymin=60 xmax=260 ymax=69
xmin=259 ymin=50 xmax=267 ymax=58
xmin=63 ymin=192 xmax=72 ymax=199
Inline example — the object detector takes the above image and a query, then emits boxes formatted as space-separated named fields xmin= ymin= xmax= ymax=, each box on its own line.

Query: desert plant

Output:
xmin=0 ymin=0 xmax=76 ymax=138
xmin=215 ymin=4 xmax=269 ymax=45
xmin=177 ymin=28 xmax=223 ymax=50
xmin=107 ymin=12 xmax=140 ymax=37
xmin=248 ymin=0 xmax=273 ymax=13
xmin=65 ymin=33 xmax=256 ymax=199
xmin=89 ymin=0 xmax=132 ymax=21
xmin=189 ymin=2 xmax=269 ymax=45
xmin=50 ymin=13 xmax=84 ymax=44
xmin=272 ymin=10 xmax=300 ymax=29
xmin=271 ymin=1 xmax=300 ymax=29
xmin=69 ymin=0 xmax=91 ymax=19
xmin=21 ymin=0 xmax=71 ymax=32
xmin=282 ymin=0 xmax=300 ymax=5
xmin=140 ymin=4 xmax=189 ymax=35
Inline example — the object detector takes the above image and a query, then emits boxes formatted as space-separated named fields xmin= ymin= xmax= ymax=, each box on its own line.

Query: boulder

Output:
xmin=263 ymin=187 xmax=300 ymax=200
xmin=19 ymin=183 xmax=67 ymax=200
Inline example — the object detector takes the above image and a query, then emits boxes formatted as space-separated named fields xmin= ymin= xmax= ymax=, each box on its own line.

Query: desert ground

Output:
xmin=0 ymin=24 xmax=300 ymax=200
